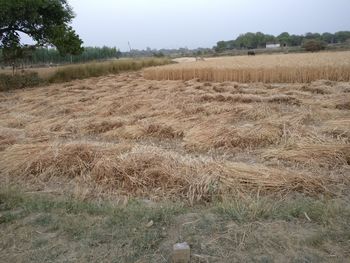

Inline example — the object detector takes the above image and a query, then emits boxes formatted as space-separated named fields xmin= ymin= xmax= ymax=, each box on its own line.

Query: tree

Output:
xmin=304 ymin=32 xmax=321 ymax=40
xmin=263 ymin=34 xmax=277 ymax=45
xmin=0 ymin=0 xmax=83 ymax=57
xmin=214 ymin=41 xmax=229 ymax=52
xmin=334 ymin=31 xmax=350 ymax=43
xmin=321 ymin=32 xmax=334 ymax=44
xmin=289 ymin=34 xmax=303 ymax=46
xmin=302 ymin=39 xmax=326 ymax=52
xmin=152 ymin=51 xmax=165 ymax=58
xmin=277 ymin=32 xmax=291 ymax=46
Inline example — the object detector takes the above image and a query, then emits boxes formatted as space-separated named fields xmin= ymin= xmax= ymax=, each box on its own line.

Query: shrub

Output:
xmin=48 ymin=58 xmax=172 ymax=83
xmin=302 ymin=39 xmax=326 ymax=52
xmin=0 ymin=72 xmax=43 ymax=91
xmin=0 ymin=58 xmax=173 ymax=91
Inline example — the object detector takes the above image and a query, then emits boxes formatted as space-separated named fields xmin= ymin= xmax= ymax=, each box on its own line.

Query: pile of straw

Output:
xmin=0 ymin=142 xmax=340 ymax=202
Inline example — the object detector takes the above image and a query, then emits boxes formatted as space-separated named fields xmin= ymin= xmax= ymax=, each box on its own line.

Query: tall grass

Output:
xmin=0 ymin=58 xmax=172 ymax=90
xmin=48 ymin=58 xmax=172 ymax=83
xmin=0 ymin=72 xmax=42 ymax=91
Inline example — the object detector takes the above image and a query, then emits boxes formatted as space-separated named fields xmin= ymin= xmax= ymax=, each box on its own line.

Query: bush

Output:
xmin=302 ymin=39 xmax=326 ymax=52
xmin=0 ymin=58 xmax=173 ymax=91
xmin=0 ymin=72 xmax=43 ymax=91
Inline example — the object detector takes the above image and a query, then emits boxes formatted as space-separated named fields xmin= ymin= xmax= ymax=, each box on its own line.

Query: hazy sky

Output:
xmin=67 ymin=0 xmax=350 ymax=51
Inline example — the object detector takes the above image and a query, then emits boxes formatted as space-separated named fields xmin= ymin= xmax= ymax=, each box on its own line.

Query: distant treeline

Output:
xmin=121 ymin=47 xmax=214 ymax=58
xmin=0 ymin=46 xmax=122 ymax=65
xmin=214 ymin=31 xmax=350 ymax=52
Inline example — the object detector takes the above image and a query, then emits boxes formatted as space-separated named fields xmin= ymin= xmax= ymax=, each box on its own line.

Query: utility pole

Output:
xmin=128 ymin=41 xmax=132 ymax=57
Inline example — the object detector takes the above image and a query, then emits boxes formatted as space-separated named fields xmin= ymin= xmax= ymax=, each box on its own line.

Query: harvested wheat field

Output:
xmin=144 ymin=51 xmax=350 ymax=83
xmin=0 ymin=69 xmax=349 ymax=203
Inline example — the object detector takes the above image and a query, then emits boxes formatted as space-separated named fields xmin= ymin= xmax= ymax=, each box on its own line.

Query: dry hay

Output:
xmin=198 ymin=93 xmax=300 ymax=105
xmin=0 ymin=134 xmax=17 ymax=151
xmin=184 ymin=122 xmax=283 ymax=151
xmin=144 ymin=51 xmax=350 ymax=83
xmin=0 ymin=127 xmax=26 ymax=151
xmin=103 ymin=122 xmax=184 ymax=140
xmin=321 ymin=118 xmax=350 ymax=141
xmin=301 ymin=84 xmax=332 ymax=95
xmin=0 ymin=142 xmax=131 ymax=178
xmin=0 ymin=142 xmax=337 ymax=202
xmin=263 ymin=144 xmax=350 ymax=168
xmin=0 ymin=72 xmax=349 ymax=201
xmin=312 ymin=93 xmax=350 ymax=109
xmin=86 ymin=119 xmax=124 ymax=134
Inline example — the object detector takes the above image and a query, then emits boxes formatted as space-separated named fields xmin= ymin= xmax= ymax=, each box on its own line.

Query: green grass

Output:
xmin=1 ymin=187 xmax=349 ymax=262
xmin=212 ymin=196 xmax=348 ymax=224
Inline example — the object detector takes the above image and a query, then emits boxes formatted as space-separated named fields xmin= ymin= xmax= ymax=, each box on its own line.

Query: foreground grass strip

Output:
xmin=1 ymin=187 xmax=350 ymax=262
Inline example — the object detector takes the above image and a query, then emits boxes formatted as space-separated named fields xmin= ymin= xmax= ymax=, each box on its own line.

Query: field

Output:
xmin=1 ymin=52 xmax=350 ymax=262
xmin=145 ymin=51 xmax=350 ymax=83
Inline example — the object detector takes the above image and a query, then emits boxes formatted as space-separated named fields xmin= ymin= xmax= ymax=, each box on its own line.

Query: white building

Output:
xmin=266 ymin=43 xmax=281 ymax=49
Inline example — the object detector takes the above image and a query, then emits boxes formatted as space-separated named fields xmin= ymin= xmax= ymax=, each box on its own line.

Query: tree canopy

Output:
xmin=0 ymin=0 xmax=83 ymax=57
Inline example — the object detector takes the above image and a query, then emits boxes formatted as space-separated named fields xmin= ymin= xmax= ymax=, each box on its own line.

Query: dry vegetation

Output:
xmin=0 ymin=69 xmax=349 ymax=203
xmin=144 ymin=51 xmax=350 ymax=83
xmin=1 ymin=53 xmax=350 ymax=262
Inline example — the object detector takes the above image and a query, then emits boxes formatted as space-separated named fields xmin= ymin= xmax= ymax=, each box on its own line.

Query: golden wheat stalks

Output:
xmin=144 ymin=51 xmax=350 ymax=83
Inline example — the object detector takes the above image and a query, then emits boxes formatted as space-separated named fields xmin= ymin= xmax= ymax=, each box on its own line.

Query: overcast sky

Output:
xmin=68 ymin=0 xmax=350 ymax=51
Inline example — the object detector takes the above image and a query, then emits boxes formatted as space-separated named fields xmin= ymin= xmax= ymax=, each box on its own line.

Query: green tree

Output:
xmin=214 ymin=41 xmax=229 ymax=52
xmin=334 ymin=31 xmax=350 ymax=43
xmin=304 ymin=32 xmax=321 ymax=40
xmin=235 ymin=32 xmax=256 ymax=49
xmin=289 ymin=34 xmax=303 ymax=46
xmin=277 ymin=32 xmax=291 ymax=46
xmin=263 ymin=34 xmax=277 ymax=45
xmin=321 ymin=32 xmax=334 ymax=44
xmin=0 ymin=0 xmax=83 ymax=56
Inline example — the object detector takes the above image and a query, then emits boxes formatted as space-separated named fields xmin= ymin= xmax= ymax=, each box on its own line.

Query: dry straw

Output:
xmin=0 ymin=71 xmax=349 ymax=202
xmin=0 ymin=142 xmax=339 ymax=203
xmin=144 ymin=51 xmax=350 ymax=83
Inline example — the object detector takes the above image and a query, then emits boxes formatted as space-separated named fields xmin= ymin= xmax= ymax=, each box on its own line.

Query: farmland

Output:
xmin=1 ymin=52 xmax=350 ymax=262
xmin=145 ymin=51 xmax=350 ymax=83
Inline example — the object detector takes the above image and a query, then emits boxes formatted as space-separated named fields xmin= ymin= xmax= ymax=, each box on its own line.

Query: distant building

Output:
xmin=266 ymin=43 xmax=281 ymax=49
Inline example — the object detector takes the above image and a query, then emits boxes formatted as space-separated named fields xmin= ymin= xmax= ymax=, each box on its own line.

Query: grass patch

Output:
xmin=213 ymin=195 xmax=349 ymax=224
xmin=1 ymin=187 xmax=349 ymax=262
